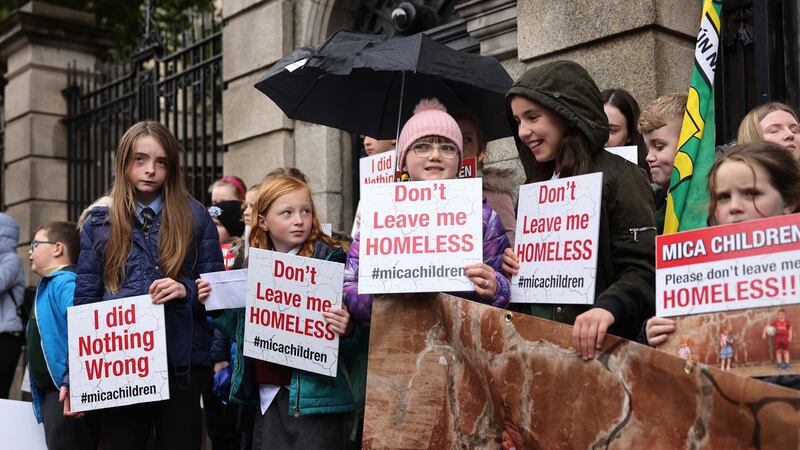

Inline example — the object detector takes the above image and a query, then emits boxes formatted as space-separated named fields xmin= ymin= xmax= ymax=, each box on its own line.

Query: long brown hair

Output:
xmin=521 ymin=127 xmax=593 ymax=182
xmin=104 ymin=121 xmax=193 ymax=293
xmin=249 ymin=176 xmax=340 ymax=257
xmin=707 ymin=141 xmax=800 ymax=225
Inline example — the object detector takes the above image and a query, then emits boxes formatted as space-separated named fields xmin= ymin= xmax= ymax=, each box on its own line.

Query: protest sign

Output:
xmin=0 ymin=400 xmax=46 ymax=450
xmin=458 ymin=157 xmax=477 ymax=179
xmin=243 ymin=248 xmax=343 ymax=377
xmin=359 ymin=150 xmax=396 ymax=188
xmin=510 ymin=173 xmax=602 ymax=304
xmin=656 ymin=214 xmax=800 ymax=376
xmin=68 ymin=295 xmax=169 ymax=412
xmin=605 ymin=145 xmax=638 ymax=165
xmin=357 ymin=178 xmax=483 ymax=294
xmin=200 ymin=269 xmax=247 ymax=310
xmin=221 ymin=243 xmax=236 ymax=270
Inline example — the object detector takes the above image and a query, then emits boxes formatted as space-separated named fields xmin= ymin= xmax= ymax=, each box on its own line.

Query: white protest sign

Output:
xmin=511 ymin=173 xmax=602 ymax=304
xmin=358 ymin=178 xmax=483 ymax=294
xmin=0 ymin=400 xmax=46 ymax=450
xmin=359 ymin=150 xmax=396 ymax=190
xmin=243 ymin=248 xmax=343 ymax=377
xmin=605 ymin=145 xmax=638 ymax=165
xmin=656 ymin=214 xmax=800 ymax=317
xmin=67 ymin=295 xmax=169 ymax=412
xmin=200 ymin=269 xmax=248 ymax=310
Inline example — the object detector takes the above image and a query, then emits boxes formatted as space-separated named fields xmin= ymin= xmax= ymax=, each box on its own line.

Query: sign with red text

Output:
xmin=358 ymin=178 xmax=483 ymax=294
xmin=360 ymin=150 xmax=396 ymax=189
xmin=656 ymin=214 xmax=800 ymax=317
xmin=243 ymin=248 xmax=343 ymax=377
xmin=67 ymin=295 xmax=169 ymax=412
xmin=458 ymin=157 xmax=477 ymax=179
xmin=510 ymin=173 xmax=602 ymax=304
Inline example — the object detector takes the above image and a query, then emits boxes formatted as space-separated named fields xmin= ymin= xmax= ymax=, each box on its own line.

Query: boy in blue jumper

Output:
xmin=27 ymin=222 xmax=97 ymax=450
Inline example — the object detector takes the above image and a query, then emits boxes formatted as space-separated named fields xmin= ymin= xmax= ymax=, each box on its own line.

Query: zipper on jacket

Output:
xmin=629 ymin=226 xmax=657 ymax=243
xmin=294 ymin=371 xmax=300 ymax=417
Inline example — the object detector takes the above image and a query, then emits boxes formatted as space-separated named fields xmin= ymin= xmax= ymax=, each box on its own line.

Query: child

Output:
xmin=71 ymin=121 xmax=224 ymax=450
xmin=503 ymin=60 xmax=656 ymax=360
xmin=198 ymin=176 xmax=356 ymax=450
xmin=677 ymin=339 xmax=692 ymax=361
xmin=27 ymin=222 xmax=98 ymax=449
xmin=646 ymin=142 xmax=800 ymax=351
xmin=764 ymin=309 xmax=792 ymax=369
xmin=209 ymin=200 xmax=246 ymax=270
xmin=451 ymin=107 xmax=518 ymax=246
xmin=638 ymin=92 xmax=687 ymax=233
xmin=344 ymin=98 xmax=512 ymax=323
xmin=210 ymin=175 xmax=247 ymax=203
xmin=719 ymin=327 xmax=734 ymax=371
xmin=737 ymin=102 xmax=800 ymax=159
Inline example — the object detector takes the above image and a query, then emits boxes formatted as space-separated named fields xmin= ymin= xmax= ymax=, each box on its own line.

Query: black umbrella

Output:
xmin=254 ymin=30 xmax=514 ymax=141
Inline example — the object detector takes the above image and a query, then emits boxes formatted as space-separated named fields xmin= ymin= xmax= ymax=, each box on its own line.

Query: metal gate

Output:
xmin=63 ymin=4 xmax=223 ymax=220
xmin=717 ymin=0 xmax=800 ymax=143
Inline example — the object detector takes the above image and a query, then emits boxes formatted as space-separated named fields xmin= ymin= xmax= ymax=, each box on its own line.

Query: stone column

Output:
xmin=223 ymin=0 xmax=353 ymax=230
xmin=0 ymin=1 xmax=114 ymax=283
xmin=221 ymin=0 xmax=295 ymax=198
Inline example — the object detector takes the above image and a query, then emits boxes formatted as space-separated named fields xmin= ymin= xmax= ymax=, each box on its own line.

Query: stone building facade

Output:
xmin=0 ymin=0 xmax=725 ymax=284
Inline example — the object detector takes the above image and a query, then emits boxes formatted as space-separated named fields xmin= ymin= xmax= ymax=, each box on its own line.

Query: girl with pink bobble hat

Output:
xmin=343 ymin=98 xmax=512 ymax=324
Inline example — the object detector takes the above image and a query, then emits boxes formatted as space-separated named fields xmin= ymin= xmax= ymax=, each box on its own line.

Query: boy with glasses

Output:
xmin=27 ymin=222 xmax=98 ymax=449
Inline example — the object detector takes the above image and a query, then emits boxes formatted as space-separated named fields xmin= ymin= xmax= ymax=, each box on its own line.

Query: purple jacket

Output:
xmin=343 ymin=201 xmax=511 ymax=323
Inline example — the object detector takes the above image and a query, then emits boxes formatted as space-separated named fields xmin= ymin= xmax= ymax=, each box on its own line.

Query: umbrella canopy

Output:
xmin=255 ymin=30 xmax=514 ymax=141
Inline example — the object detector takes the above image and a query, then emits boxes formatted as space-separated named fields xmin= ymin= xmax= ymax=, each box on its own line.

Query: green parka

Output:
xmin=506 ymin=60 xmax=656 ymax=341
xmin=214 ymin=239 xmax=361 ymax=417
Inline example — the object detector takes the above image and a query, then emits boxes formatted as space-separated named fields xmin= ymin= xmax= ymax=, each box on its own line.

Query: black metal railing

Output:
xmin=63 ymin=10 xmax=222 ymax=220
xmin=717 ymin=0 xmax=800 ymax=144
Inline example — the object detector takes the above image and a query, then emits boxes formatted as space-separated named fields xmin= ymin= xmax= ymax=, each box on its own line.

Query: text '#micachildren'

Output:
xmin=252 ymin=335 xmax=327 ymax=363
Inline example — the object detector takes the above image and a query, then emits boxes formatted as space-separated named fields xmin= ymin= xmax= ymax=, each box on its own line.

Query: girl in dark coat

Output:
xmin=71 ymin=121 xmax=225 ymax=450
xmin=503 ymin=61 xmax=656 ymax=359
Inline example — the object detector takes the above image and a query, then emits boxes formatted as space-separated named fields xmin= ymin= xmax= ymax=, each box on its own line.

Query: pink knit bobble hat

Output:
xmin=397 ymin=98 xmax=463 ymax=174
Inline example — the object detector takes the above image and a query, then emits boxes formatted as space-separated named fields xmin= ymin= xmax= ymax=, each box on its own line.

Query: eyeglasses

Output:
xmin=30 ymin=240 xmax=57 ymax=251
xmin=410 ymin=142 xmax=459 ymax=159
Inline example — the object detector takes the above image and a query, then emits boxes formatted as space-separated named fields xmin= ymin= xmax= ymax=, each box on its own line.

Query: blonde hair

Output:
xmin=249 ymin=176 xmax=339 ymax=257
xmin=638 ymin=93 xmax=687 ymax=135
xmin=736 ymin=102 xmax=800 ymax=144
xmin=104 ymin=121 xmax=194 ymax=293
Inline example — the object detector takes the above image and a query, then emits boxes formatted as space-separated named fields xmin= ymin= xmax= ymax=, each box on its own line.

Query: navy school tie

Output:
xmin=141 ymin=207 xmax=155 ymax=233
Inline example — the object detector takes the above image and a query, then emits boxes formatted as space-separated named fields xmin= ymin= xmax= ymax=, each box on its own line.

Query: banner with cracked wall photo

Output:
xmin=657 ymin=213 xmax=800 ymax=377
xmin=243 ymin=248 xmax=343 ymax=377
xmin=510 ymin=173 xmax=602 ymax=304
xmin=358 ymin=178 xmax=483 ymax=294
xmin=67 ymin=295 xmax=169 ymax=412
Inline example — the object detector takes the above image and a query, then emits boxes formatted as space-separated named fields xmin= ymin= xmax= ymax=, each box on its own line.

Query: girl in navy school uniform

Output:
xmin=69 ymin=121 xmax=224 ymax=450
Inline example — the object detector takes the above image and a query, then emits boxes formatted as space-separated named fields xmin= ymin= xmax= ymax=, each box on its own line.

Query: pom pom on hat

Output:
xmin=397 ymin=98 xmax=463 ymax=175
xmin=413 ymin=98 xmax=448 ymax=115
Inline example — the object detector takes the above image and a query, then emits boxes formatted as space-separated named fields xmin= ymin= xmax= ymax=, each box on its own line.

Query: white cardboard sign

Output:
xmin=67 ymin=295 xmax=169 ymax=412
xmin=358 ymin=178 xmax=483 ymax=294
xmin=605 ymin=145 xmax=638 ymax=165
xmin=359 ymin=150 xmax=396 ymax=189
xmin=511 ymin=173 xmax=603 ymax=304
xmin=200 ymin=269 xmax=248 ymax=310
xmin=243 ymin=248 xmax=343 ymax=377
xmin=656 ymin=214 xmax=800 ymax=317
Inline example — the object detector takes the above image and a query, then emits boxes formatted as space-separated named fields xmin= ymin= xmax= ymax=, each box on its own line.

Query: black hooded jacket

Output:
xmin=506 ymin=60 xmax=656 ymax=341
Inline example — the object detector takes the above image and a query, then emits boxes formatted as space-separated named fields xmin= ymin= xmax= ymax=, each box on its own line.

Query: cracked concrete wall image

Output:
xmin=363 ymin=294 xmax=800 ymax=449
